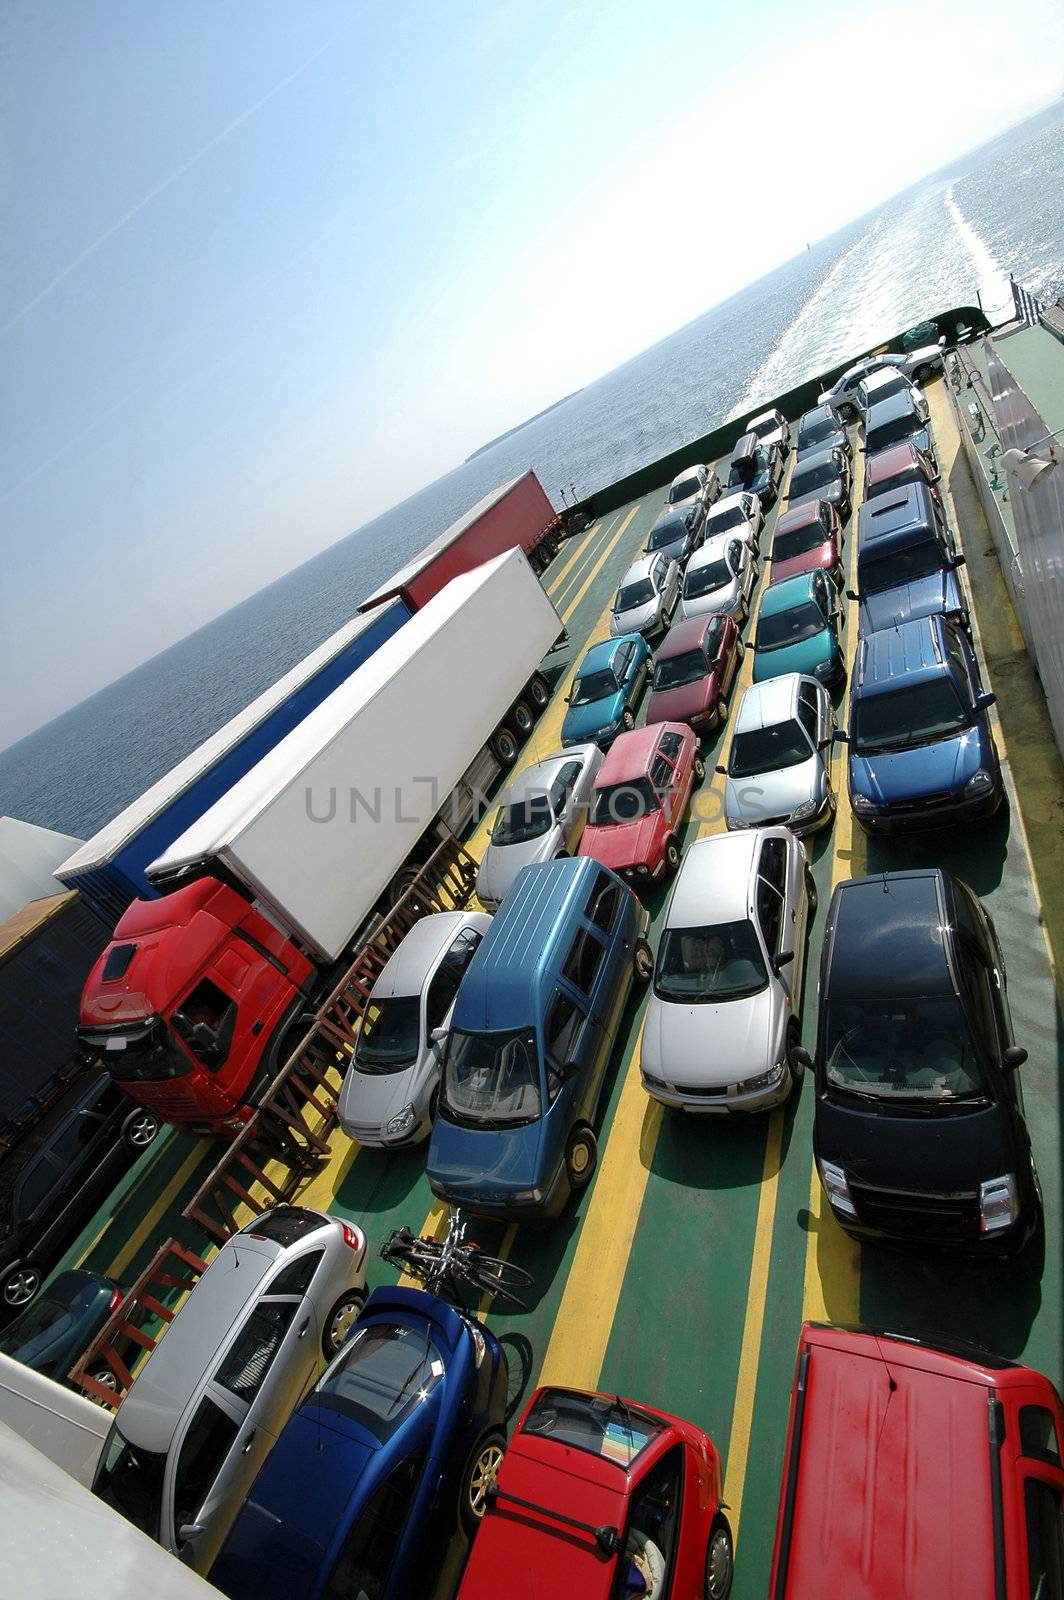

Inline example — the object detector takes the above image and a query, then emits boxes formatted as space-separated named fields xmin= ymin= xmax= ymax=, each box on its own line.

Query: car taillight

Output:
xmin=341 ymin=1222 xmax=365 ymax=1253
xmin=108 ymin=1286 xmax=124 ymax=1313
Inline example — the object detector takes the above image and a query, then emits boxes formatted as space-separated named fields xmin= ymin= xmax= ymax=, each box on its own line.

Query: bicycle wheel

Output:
xmin=464 ymin=1256 xmax=534 ymax=1310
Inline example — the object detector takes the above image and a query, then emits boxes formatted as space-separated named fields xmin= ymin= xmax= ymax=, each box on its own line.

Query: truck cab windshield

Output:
xmin=442 ymin=1028 xmax=541 ymax=1125
xmin=79 ymin=1019 xmax=191 ymax=1082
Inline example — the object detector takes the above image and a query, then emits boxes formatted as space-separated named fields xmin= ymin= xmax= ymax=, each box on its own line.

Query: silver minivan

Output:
xmin=91 ymin=1205 xmax=367 ymax=1573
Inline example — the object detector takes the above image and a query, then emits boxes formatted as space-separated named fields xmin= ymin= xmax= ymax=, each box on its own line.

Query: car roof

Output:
xmin=798 ymin=404 xmax=835 ymax=427
xmin=792 ymin=446 xmax=838 ymax=474
xmin=730 ymin=430 xmax=761 ymax=461
xmin=865 ymin=440 xmax=926 ymax=483
xmin=577 ymin=636 xmax=625 ymax=673
xmin=861 ymin=366 xmax=909 ymax=392
xmin=372 ymin=909 xmax=481 ymax=1000
xmin=866 ymin=389 xmax=922 ymax=425
xmin=595 ymin=723 xmax=673 ymax=783
xmin=734 ymin=674 xmax=801 ymax=731
xmin=759 ymin=571 xmax=817 ymax=614
xmin=656 ymin=612 xmax=717 ymax=657
xmin=691 ymin=530 xmax=740 ymax=564
xmin=775 ymin=500 xmax=825 ymax=534
xmin=857 ymin=616 xmax=944 ymax=696
xmin=667 ymin=833 xmax=759 ymax=926
xmin=650 ymin=507 xmax=691 ymax=533
xmin=709 ymin=490 xmax=754 ymax=517
xmin=748 ymin=408 xmax=784 ymax=427
xmin=857 ymin=482 xmax=935 ymax=544
xmin=617 ymin=553 xmax=659 ymax=585
xmin=825 ymin=870 xmax=953 ymax=1000
xmin=669 ymin=465 xmax=706 ymax=486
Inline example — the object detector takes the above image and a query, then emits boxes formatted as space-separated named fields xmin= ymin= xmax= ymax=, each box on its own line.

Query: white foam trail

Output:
xmin=945 ymin=182 xmax=1011 ymax=320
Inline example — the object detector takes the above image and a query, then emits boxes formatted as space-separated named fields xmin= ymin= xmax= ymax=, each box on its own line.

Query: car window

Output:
xmin=563 ymin=927 xmax=605 ymax=998
xmin=549 ymin=761 xmax=583 ymax=814
xmin=728 ymin=539 xmax=743 ymax=569
xmin=215 ymin=1300 xmax=299 ymax=1404
xmin=1021 ymin=1407 xmax=1063 ymax=1466
xmin=954 ymin=950 xmax=1000 ymax=1057
xmin=1024 ymin=1478 xmax=1064 ymax=1599
xmin=172 ymin=1397 xmax=240 ymax=1536
xmin=174 ymin=978 xmax=237 ymax=1071
xmin=266 ymin=1248 xmax=325 ymax=1299
xmin=322 ymin=1451 xmax=427 ymax=1600
xmin=944 ymin=629 xmax=974 ymax=697
xmin=586 ymin=875 xmax=623 ymax=936
xmin=45 ymin=1108 xmax=104 ymax=1168
xmin=16 ymin=1158 xmax=56 ymax=1220
xmin=614 ymin=643 xmax=633 ymax=678
xmin=951 ymin=882 xmax=988 ymax=950
xmin=544 ymin=990 xmax=584 ymax=1074
xmin=653 ymin=556 xmax=668 ymax=587
xmin=658 ymin=731 xmax=684 ymax=763
xmin=611 ymin=1445 xmax=685 ymax=1600
xmin=650 ymin=755 xmax=673 ymax=791
xmin=758 ymin=837 xmax=787 ymax=894
xmin=756 ymin=877 xmax=784 ymax=955
xmin=425 ymin=961 xmax=464 ymax=1036
xmin=796 ymin=693 xmax=819 ymax=746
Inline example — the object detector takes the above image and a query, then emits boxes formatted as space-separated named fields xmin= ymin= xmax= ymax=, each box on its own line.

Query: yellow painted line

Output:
xmin=547 ymin=516 xmax=608 ymax=597
xmin=106 ymin=1143 xmax=208 ymax=1279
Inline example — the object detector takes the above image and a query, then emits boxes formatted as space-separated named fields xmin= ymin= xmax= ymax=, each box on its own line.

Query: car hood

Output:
xmin=646 ymin=672 xmax=717 ymax=725
xmin=427 ymin=1112 xmax=546 ymax=1199
xmin=611 ymin=598 xmax=660 ymax=635
xmin=642 ymin=987 xmax=777 ymax=1087
xmin=648 ymin=534 xmax=690 ymax=563
xmin=789 ymin=481 xmax=844 ymax=511
xmin=859 ymin=570 xmax=961 ymax=633
xmin=562 ymin=690 xmax=625 ymax=744
xmin=726 ymin=754 xmax=823 ymax=824
xmin=477 ymin=827 xmax=563 ymax=906
xmin=338 ymin=1055 xmax=426 ymax=1130
xmin=771 ymin=544 xmax=837 ymax=585
xmin=849 ymin=726 xmax=988 ymax=804
xmin=815 ymin=1092 xmax=1014 ymax=1193
xmin=797 ymin=431 xmax=845 ymax=459
xmin=684 ymin=576 xmax=740 ymax=616
xmin=753 ymin=631 xmax=835 ymax=682
xmin=579 ymin=812 xmax=665 ymax=873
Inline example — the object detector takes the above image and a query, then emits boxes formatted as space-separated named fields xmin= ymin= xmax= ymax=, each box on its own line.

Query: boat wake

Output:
xmin=944 ymin=182 xmax=1012 ymax=320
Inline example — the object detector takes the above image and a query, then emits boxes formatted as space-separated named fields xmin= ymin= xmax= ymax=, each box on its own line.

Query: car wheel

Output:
xmin=622 ymin=708 xmax=635 ymax=732
xmin=491 ymin=727 xmax=519 ymax=767
xmin=693 ymin=755 xmax=706 ymax=783
xmin=565 ymin=1124 xmax=598 ymax=1192
xmin=123 ymin=1108 xmax=161 ymax=1151
xmin=840 ymin=403 xmax=855 ymax=423
xmin=664 ymin=836 xmax=681 ymax=875
xmin=323 ymin=1289 xmax=366 ymax=1359
xmin=804 ymin=866 xmax=818 ymax=913
xmin=460 ymin=1430 xmax=506 ymax=1536
xmin=914 ymin=364 xmax=930 ymax=382
xmin=704 ymin=1515 xmax=734 ymax=1599
xmin=527 ymin=673 xmax=551 ymax=712
xmin=785 ymin=1020 xmax=805 ymax=1083
xmin=633 ymin=937 xmax=654 ymax=985
xmin=1 ymin=1262 xmax=42 ymax=1311
xmin=508 ymin=700 xmax=534 ymax=740
xmin=716 ymin=696 xmax=729 ymax=730
xmin=86 ymin=1365 xmax=121 ymax=1404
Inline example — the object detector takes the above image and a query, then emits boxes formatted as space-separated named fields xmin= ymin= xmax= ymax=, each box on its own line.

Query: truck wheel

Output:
xmin=324 ymin=1289 xmax=366 ymax=1358
xmin=460 ymin=1430 xmax=506 ymax=1535
xmin=1 ymin=1262 xmax=41 ymax=1312
xmin=565 ymin=1125 xmax=598 ymax=1192
xmin=527 ymin=674 xmax=551 ymax=712
xmin=491 ymin=727 xmax=519 ymax=767
xmin=508 ymin=700 xmax=534 ymax=740
xmin=122 ymin=1109 xmax=161 ymax=1151
xmin=633 ymin=938 xmax=654 ymax=984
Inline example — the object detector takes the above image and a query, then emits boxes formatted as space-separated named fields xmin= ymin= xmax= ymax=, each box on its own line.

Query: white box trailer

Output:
xmin=147 ymin=550 xmax=563 ymax=962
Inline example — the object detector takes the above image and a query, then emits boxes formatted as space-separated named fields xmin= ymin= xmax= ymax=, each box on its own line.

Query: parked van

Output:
xmin=426 ymin=857 xmax=651 ymax=1219
xmin=769 ymin=1322 xmax=1064 ymax=1600
xmin=851 ymin=482 xmax=968 ymax=636
xmin=91 ymin=1205 xmax=367 ymax=1573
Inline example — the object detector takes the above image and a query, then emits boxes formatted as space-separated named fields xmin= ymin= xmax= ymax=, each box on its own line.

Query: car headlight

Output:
xmin=746 ymin=1061 xmax=786 ymax=1093
xmin=818 ymin=1158 xmax=858 ymax=1218
xmin=642 ymin=1071 xmax=669 ymax=1092
xmin=635 ymin=864 xmax=650 ymax=876
xmin=851 ymin=791 xmax=876 ymax=815
xmin=979 ymin=1173 xmax=1019 ymax=1233
xmin=965 ymin=768 xmax=994 ymax=795
xmin=812 ymin=659 xmax=833 ymax=679
xmin=512 ymin=1188 xmax=544 ymax=1205
xmin=386 ymin=1103 xmax=417 ymax=1137
xmin=790 ymin=798 xmax=817 ymax=822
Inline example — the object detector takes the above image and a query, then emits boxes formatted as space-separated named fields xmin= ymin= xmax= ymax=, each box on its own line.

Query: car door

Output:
xmin=549 ymin=759 xmax=586 ymax=852
xmin=655 ymin=730 xmax=688 ymax=834
xmin=424 ymin=929 xmax=484 ymax=1089
xmin=612 ymin=641 xmax=633 ymax=703
xmin=755 ymin=837 xmax=795 ymax=1016
xmin=558 ymin=920 xmax=611 ymax=1119
xmin=796 ymin=683 xmax=829 ymax=788
xmin=32 ymin=1081 xmax=125 ymax=1260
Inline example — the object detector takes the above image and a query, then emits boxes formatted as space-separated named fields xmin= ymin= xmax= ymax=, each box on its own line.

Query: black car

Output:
xmin=786 ymin=445 xmax=852 ymax=521
xmin=726 ymin=430 xmax=785 ymax=509
xmin=802 ymin=869 xmax=1039 ymax=1254
xmin=0 ymin=1073 xmax=160 ymax=1317
xmin=863 ymin=390 xmax=935 ymax=463
xmin=0 ymin=1268 xmax=124 ymax=1390
xmin=795 ymin=403 xmax=851 ymax=462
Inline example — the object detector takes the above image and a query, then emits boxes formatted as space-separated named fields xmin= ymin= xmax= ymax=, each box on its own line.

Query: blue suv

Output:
xmin=850 ymin=482 xmax=968 ymax=637
xmin=426 ymin=857 xmax=651 ymax=1219
xmin=836 ymin=614 xmax=1002 ymax=832
xmin=209 ymin=1286 xmax=507 ymax=1600
xmin=560 ymin=634 xmax=651 ymax=746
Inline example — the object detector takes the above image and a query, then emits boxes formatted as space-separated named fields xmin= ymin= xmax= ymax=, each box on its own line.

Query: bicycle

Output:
xmin=381 ymin=1209 xmax=534 ymax=1311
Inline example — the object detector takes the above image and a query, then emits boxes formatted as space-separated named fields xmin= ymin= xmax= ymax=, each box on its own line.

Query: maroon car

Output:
xmin=863 ymin=439 xmax=943 ymax=509
xmin=646 ymin=613 xmax=743 ymax=735
xmin=768 ymin=499 xmax=843 ymax=588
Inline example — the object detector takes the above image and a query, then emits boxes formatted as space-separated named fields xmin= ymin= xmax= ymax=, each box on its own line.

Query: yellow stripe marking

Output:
xmin=547 ymin=516 xmax=608 ymax=597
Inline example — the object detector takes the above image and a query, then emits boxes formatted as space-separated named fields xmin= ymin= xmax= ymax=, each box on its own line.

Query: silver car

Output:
xmin=666 ymin=462 xmax=720 ymax=512
xmin=856 ymin=367 xmax=929 ymax=420
xmin=91 ymin=1205 xmax=368 ymax=1573
xmin=337 ymin=910 xmax=492 ymax=1145
xmin=476 ymin=744 xmax=603 ymax=911
xmin=818 ymin=356 xmax=894 ymax=420
xmin=702 ymin=489 xmax=763 ymax=555
xmin=745 ymin=407 xmax=790 ymax=455
xmin=881 ymin=339 xmax=946 ymax=383
xmin=610 ymin=552 xmax=680 ymax=637
xmin=680 ymin=532 xmax=758 ymax=621
xmin=721 ymin=674 xmax=835 ymax=834
xmin=640 ymin=828 xmax=812 ymax=1112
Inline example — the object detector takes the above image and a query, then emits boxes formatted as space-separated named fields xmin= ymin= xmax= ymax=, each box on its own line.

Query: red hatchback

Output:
xmin=768 ymin=499 xmax=843 ymax=587
xmin=646 ymin=613 xmax=743 ymax=734
xmin=578 ymin=722 xmax=702 ymax=884
xmin=458 ymin=1386 xmax=733 ymax=1600
xmin=863 ymin=438 xmax=943 ymax=509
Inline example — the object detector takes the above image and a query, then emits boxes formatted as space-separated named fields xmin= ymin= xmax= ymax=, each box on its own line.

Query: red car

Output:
xmin=458 ymin=1385 xmax=733 ymax=1600
xmin=863 ymin=438 xmax=943 ymax=509
xmin=768 ymin=499 xmax=843 ymax=587
xmin=645 ymin=613 xmax=743 ymax=734
xmin=578 ymin=722 xmax=702 ymax=884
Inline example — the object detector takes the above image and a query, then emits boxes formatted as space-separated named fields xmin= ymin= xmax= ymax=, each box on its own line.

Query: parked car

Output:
xmin=753 ymin=571 xmax=844 ymax=686
xmin=719 ymin=674 xmax=835 ymax=834
xmin=794 ymin=403 xmax=850 ymax=462
xmin=856 ymin=365 xmax=929 ymax=420
xmin=210 ymin=1286 xmax=508 ymax=1600
xmin=680 ymin=533 xmax=758 ymax=622
xmin=863 ymin=437 xmax=942 ymax=508
xmin=818 ymin=356 xmax=894 ymax=420
xmin=786 ymin=445 xmax=852 ymax=522
xmin=745 ymin=406 xmax=790 ymax=454
xmin=850 ymin=482 xmax=968 ymax=635
xmin=1 ymin=1072 xmax=160 ymax=1317
xmin=667 ymin=463 xmax=720 ymax=513
xmin=578 ymin=722 xmax=703 ymax=884
xmin=561 ymin=634 xmax=652 ymax=747
xmin=726 ymin=431 xmax=785 ymax=509
xmin=476 ymin=746 xmax=603 ymax=911
xmin=92 ymin=1205 xmax=369 ymax=1573
xmin=803 ymin=868 xmax=1040 ymax=1253
xmin=646 ymin=613 xmax=744 ymax=735
xmin=767 ymin=500 xmax=843 ymax=588
xmin=769 ymin=1322 xmax=1064 ymax=1600
xmin=337 ymin=910 xmax=492 ymax=1145
xmin=427 ymin=856 xmax=651 ymax=1219
xmin=881 ymin=329 xmax=947 ymax=382
xmin=610 ymin=553 xmax=680 ymax=637
xmin=836 ymin=614 xmax=1002 ymax=832
xmin=645 ymin=505 xmax=705 ymax=566
xmin=702 ymin=489 xmax=763 ymax=554
xmin=0 ymin=1269 xmax=124 ymax=1393
xmin=641 ymin=829 xmax=813 ymax=1112
xmin=863 ymin=389 xmax=935 ymax=462
xmin=457 ymin=1385 xmax=733 ymax=1600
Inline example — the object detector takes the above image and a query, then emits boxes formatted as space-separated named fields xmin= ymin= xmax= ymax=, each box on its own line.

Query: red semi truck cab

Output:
xmin=77 ymin=879 xmax=315 ymax=1136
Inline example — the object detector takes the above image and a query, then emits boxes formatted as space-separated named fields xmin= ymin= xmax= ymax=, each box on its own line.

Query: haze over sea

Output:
xmin=3 ymin=102 xmax=1063 ymax=841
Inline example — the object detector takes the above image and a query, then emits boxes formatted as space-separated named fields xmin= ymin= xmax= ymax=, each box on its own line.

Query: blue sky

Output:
xmin=2 ymin=0 xmax=1061 ymax=750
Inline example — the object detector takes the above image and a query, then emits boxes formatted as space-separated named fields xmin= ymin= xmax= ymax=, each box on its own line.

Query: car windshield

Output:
xmin=729 ymin=718 xmax=812 ymax=777
xmin=80 ymin=1021 xmax=191 ymax=1083
xmin=648 ymin=518 xmax=685 ymax=551
xmin=854 ymin=679 xmax=970 ymax=753
xmin=749 ymin=418 xmax=775 ymax=439
xmin=773 ymin=521 xmax=827 ymax=561
xmin=443 ymin=1027 xmax=542 ymax=1126
xmin=791 ymin=461 xmax=837 ymax=495
xmin=705 ymin=505 xmax=746 ymax=534
xmin=860 ymin=536 xmax=945 ymax=593
xmin=570 ymin=668 xmax=619 ymax=706
xmin=758 ymin=600 xmax=827 ymax=650
xmin=492 ymin=793 xmax=553 ymax=845
xmin=615 ymin=578 xmax=654 ymax=611
xmin=523 ymin=1389 xmax=664 ymax=1469
xmin=669 ymin=476 xmax=701 ymax=504
xmin=799 ymin=417 xmax=837 ymax=449
xmin=867 ymin=414 xmax=922 ymax=452
xmin=317 ymin=1321 xmax=444 ymax=1442
xmin=355 ymin=997 xmax=421 ymax=1072
xmin=864 ymin=377 xmax=907 ymax=407
xmin=92 ymin=1428 xmax=166 ymax=1538
xmin=591 ymin=777 xmax=661 ymax=825
xmin=824 ymin=996 xmax=987 ymax=1099
xmin=655 ymin=920 xmax=768 ymax=1002
xmin=869 ymin=467 xmax=922 ymax=498
xmin=684 ymin=559 xmax=732 ymax=599
xmin=653 ymin=647 xmax=711 ymax=690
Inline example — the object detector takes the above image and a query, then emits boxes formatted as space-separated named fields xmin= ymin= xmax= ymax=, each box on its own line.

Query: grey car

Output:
xmin=337 ymin=910 xmax=492 ymax=1146
xmin=667 ymin=462 xmax=720 ymax=513
xmin=645 ymin=503 xmax=705 ymax=566
xmin=476 ymin=744 xmax=603 ymax=911
xmin=720 ymin=674 xmax=835 ymax=834
xmin=91 ymin=1205 xmax=368 ymax=1573
xmin=680 ymin=532 xmax=758 ymax=622
xmin=611 ymin=552 xmax=680 ymax=637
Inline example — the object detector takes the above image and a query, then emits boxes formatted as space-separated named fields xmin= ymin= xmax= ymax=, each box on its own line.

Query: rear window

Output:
xmin=523 ymin=1389 xmax=664 ymax=1469
xmin=318 ymin=1322 xmax=445 ymax=1442
xmin=241 ymin=1206 xmax=323 ymax=1246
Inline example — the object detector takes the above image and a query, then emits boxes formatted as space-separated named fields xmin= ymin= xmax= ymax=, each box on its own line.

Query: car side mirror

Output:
xmin=772 ymin=950 xmax=794 ymax=975
xmin=974 ymin=691 xmax=996 ymax=713
xmin=1002 ymin=1045 xmax=1027 ymax=1072
xmin=845 ymin=588 xmax=859 ymax=601
xmin=951 ymin=553 xmax=966 ymax=568
xmin=792 ymin=1046 xmax=813 ymax=1071
xmin=833 ymin=728 xmax=850 ymax=743
xmin=179 ymin=1524 xmax=205 ymax=1545
xmin=715 ymin=763 xmax=727 ymax=776
xmin=564 ymin=692 xmax=573 ymax=704
xmin=431 ymin=1025 xmax=448 ymax=1044
xmin=818 ymin=734 xmax=833 ymax=749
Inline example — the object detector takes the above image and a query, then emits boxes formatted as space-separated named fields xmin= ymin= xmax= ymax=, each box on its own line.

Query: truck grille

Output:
xmin=849 ymin=1179 xmax=981 ymax=1239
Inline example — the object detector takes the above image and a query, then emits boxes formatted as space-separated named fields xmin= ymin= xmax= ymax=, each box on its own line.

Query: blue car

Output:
xmin=209 ymin=1286 xmax=507 ymax=1600
xmin=851 ymin=482 xmax=967 ymax=636
xmin=560 ymin=634 xmax=651 ymax=746
xmin=0 ymin=1269 xmax=122 ymax=1390
xmin=426 ymin=857 xmax=651 ymax=1220
xmin=837 ymin=614 xmax=1002 ymax=833
xmin=753 ymin=570 xmax=845 ymax=686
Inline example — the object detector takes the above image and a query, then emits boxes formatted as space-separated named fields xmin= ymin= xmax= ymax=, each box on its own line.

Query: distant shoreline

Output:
xmin=466 ymin=390 xmax=584 ymax=461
